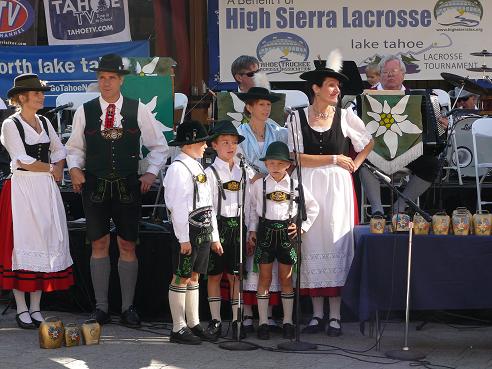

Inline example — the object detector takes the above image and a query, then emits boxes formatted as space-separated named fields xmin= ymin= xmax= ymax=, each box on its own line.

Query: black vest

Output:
xmin=84 ymin=97 xmax=140 ymax=178
xmin=11 ymin=115 xmax=51 ymax=165
xmin=298 ymin=107 xmax=349 ymax=156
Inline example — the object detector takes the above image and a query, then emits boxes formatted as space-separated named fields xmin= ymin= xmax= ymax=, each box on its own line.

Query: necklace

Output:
xmin=312 ymin=105 xmax=334 ymax=120
xmin=250 ymin=125 xmax=265 ymax=139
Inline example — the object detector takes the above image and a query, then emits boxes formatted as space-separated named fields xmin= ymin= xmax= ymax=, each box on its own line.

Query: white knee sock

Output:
xmin=257 ymin=293 xmax=270 ymax=326
xmin=185 ymin=284 xmax=200 ymax=328
xmin=231 ymin=299 xmax=239 ymax=322
xmin=13 ymin=290 xmax=31 ymax=324
xmin=29 ymin=290 xmax=44 ymax=322
xmin=329 ymin=296 xmax=341 ymax=328
xmin=312 ymin=296 xmax=324 ymax=319
xmin=208 ymin=296 xmax=221 ymax=322
xmin=281 ymin=292 xmax=294 ymax=325
xmin=168 ymin=285 xmax=187 ymax=332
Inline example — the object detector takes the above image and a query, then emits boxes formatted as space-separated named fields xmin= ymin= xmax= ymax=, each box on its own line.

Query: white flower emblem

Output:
xmin=365 ymin=95 xmax=422 ymax=158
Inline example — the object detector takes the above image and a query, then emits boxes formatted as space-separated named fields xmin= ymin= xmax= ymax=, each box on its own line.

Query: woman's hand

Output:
xmin=335 ymin=155 xmax=356 ymax=173
xmin=52 ymin=165 xmax=63 ymax=182
xmin=247 ymin=231 xmax=257 ymax=256
xmin=69 ymin=168 xmax=85 ymax=193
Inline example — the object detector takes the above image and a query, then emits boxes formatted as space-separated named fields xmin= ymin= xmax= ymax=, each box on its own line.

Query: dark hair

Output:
xmin=231 ymin=55 xmax=259 ymax=82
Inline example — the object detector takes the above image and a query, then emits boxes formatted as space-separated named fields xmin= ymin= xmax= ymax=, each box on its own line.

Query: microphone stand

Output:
xmin=219 ymin=157 xmax=257 ymax=351
xmin=278 ymin=109 xmax=317 ymax=351
xmin=363 ymin=163 xmax=428 ymax=361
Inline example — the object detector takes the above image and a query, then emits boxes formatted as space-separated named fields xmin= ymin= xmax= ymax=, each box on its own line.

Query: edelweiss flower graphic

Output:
xmin=365 ymin=95 xmax=422 ymax=158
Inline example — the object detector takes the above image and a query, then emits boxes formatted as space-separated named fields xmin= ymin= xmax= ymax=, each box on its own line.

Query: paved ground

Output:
xmin=0 ymin=308 xmax=491 ymax=369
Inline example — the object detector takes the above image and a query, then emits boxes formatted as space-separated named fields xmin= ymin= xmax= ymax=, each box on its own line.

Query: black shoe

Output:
xmin=170 ymin=327 xmax=201 ymax=345
xmin=90 ymin=308 xmax=111 ymax=325
xmin=326 ymin=318 xmax=342 ymax=337
xmin=120 ymin=305 xmax=141 ymax=328
xmin=206 ymin=319 xmax=222 ymax=340
xmin=371 ymin=210 xmax=384 ymax=218
xmin=242 ymin=315 xmax=255 ymax=333
xmin=15 ymin=311 xmax=36 ymax=330
xmin=282 ymin=323 xmax=295 ymax=339
xmin=231 ymin=320 xmax=246 ymax=339
xmin=29 ymin=311 xmax=43 ymax=328
xmin=257 ymin=323 xmax=270 ymax=340
xmin=190 ymin=324 xmax=218 ymax=342
xmin=301 ymin=317 xmax=325 ymax=334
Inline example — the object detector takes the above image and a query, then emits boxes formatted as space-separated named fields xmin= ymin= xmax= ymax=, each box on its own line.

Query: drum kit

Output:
xmin=440 ymin=49 xmax=492 ymax=180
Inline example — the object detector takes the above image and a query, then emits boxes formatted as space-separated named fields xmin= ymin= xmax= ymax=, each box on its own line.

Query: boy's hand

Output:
xmin=288 ymin=223 xmax=304 ymax=239
xmin=211 ymin=241 xmax=223 ymax=255
xmin=180 ymin=242 xmax=192 ymax=255
xmin=247 ymin=231 xmax=257 ymax=256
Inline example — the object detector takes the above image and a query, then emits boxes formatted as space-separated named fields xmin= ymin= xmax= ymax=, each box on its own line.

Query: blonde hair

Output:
xmin=8 ymin=93 xmax=26 ymax=111
xmin=365 ymin=63 xmax=380 ymax=75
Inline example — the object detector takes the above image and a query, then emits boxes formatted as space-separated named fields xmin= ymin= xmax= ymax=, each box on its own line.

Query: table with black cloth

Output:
xmin=342 ymin=225 xmax=492 ymax=323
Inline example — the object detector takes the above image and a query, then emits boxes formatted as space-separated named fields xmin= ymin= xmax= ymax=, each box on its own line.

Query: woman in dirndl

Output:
xmin=287 ymin=51 xmax=373 ymax=336
xmin=0 ymin=74 xmax=73 ymax=329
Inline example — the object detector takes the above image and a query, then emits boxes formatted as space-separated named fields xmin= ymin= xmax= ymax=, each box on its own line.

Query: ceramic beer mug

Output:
xmin=39 ymin=317 xmax=64 ymax=349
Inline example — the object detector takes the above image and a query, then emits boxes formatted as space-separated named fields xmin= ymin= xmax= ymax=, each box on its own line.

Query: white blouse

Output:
xmin=0 ymin=112 xmax=66 ymax=171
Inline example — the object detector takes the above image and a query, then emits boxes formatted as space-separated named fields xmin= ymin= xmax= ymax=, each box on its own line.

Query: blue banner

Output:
xmin=0 ymin=40 xmax=149 ymax=106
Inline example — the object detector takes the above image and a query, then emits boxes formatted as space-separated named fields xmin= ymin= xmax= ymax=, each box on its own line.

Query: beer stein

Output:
xmin=39 ymin=317 xmax=64 ymax=349
xmin=473 ymin=211 xmax=492 ymax=236
xmin=64 ymin=323 xmax=81 ymax=347
xmin=452 ymin=208 xmax=470 ymax=236
xmin=413 ymin=213 xmax=430 ymax=235
xmin=392 ymin=213 xmax=410 ymax=232
xmin=432 ymin=212 xmax=450 ymax=235
xmin=370 ymin=215 xmax=385 ymax=234
xmin=81 ymin=319 xmax=101 ymax=345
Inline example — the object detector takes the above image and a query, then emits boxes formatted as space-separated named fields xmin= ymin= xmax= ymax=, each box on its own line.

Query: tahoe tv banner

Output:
xmin=209 ymin=0 xmax=490 ymax=84
xmin=43 ymin=0 xmax=131 ymax=45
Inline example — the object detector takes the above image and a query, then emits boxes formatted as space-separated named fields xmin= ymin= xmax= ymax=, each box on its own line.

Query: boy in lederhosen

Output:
xmin=164 ymin=120 xmax=223 ymax=345
xmin=248 ymin=141 xmax=319 ymax=340
xmin=204 ymin=120 xmax=249 ymax=340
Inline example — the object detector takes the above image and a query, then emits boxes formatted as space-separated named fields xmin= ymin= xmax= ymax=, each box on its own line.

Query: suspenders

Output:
xmin=174 ymin=160 xmax=206 ymax=210
xmin=209 ymin=164 xmax=241 ymax=217
xmin=262 ymin=177 xmax=295 ymax=221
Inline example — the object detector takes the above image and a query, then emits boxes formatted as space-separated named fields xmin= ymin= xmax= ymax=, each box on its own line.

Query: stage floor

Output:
xmin=0 ymin=308 xmax=491 ymax=369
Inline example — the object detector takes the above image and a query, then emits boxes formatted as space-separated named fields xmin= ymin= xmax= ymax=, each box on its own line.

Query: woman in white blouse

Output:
xmin=0 ymin=74 xmax=73 ymax=329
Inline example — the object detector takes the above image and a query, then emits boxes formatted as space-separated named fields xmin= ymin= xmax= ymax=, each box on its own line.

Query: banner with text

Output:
xmin=0 ymin=41 xmax=149 ymax=106
xmin=43 ymin=0 xmax=131 ymax=45
xmin=0 ymin=0 xmax=39 ymax=45
xmin=210 ymin=0 xmax=491 ymax=84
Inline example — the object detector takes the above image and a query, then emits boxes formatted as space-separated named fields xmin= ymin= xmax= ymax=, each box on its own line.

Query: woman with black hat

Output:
xmin=288 ymin=51 xmax=373 ymax=336
xmin=0 ymin=73 xmax=73 ymax=329
xmin=235 ymin=85 xmax=288 ymax=332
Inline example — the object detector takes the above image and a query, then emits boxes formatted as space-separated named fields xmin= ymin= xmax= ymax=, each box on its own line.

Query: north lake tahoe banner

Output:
xmin=0 ymin=0 xmax=39 ymax=46
xmin=43 ymin=0 xmax=131 ymax=45
xmin=210 ymin=0 xmax=491 ymax=86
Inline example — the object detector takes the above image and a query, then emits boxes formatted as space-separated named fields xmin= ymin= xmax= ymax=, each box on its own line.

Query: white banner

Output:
xmin=217 ymin=0 xmax=490 ymax=81
xmin=43 ymin=0 xmax=131 ymax=45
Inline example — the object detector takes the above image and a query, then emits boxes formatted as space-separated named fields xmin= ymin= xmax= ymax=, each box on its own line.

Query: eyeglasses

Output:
xmin=381 ymin=69 xmax=402 ymax=76
xmin=240 ymin=69 xmax=261 ymax=77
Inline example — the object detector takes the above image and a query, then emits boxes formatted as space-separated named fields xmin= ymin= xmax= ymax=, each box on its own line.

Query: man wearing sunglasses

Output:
xmin=231 ymin=55 xmax=261 ymax=93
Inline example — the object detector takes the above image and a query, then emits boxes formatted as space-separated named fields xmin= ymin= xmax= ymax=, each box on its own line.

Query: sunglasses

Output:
xmin=240 ymin=69 xmax=261 ymax=77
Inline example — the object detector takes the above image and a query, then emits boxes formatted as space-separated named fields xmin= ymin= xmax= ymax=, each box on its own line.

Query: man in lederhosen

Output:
xmin=66 ymin=54 xmax=169 ymax=326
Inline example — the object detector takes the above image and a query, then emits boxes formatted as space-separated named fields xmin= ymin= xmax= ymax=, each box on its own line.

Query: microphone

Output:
xmin=285 ymin=106 xmax=296 ymax=115
xmin=236 ymin=153 xmax=261 ymax=173
xmin=362 ymin=162 xmax=391 ymax=183
xmin=46 ymin=102 xmax=74 ymax=114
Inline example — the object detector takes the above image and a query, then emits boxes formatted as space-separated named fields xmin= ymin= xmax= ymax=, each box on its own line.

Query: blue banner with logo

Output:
xmin=0 ymin=0 xmax=38 ymax=46
xmin=0 ymin=40 xmax=149 ymax=106
xmin=43 ymin=0 xmax=131 ymax=45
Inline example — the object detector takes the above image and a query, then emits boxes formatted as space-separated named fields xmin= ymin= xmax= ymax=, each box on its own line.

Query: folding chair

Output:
xmin=472 ymin=118 xmax=492 ymax=212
